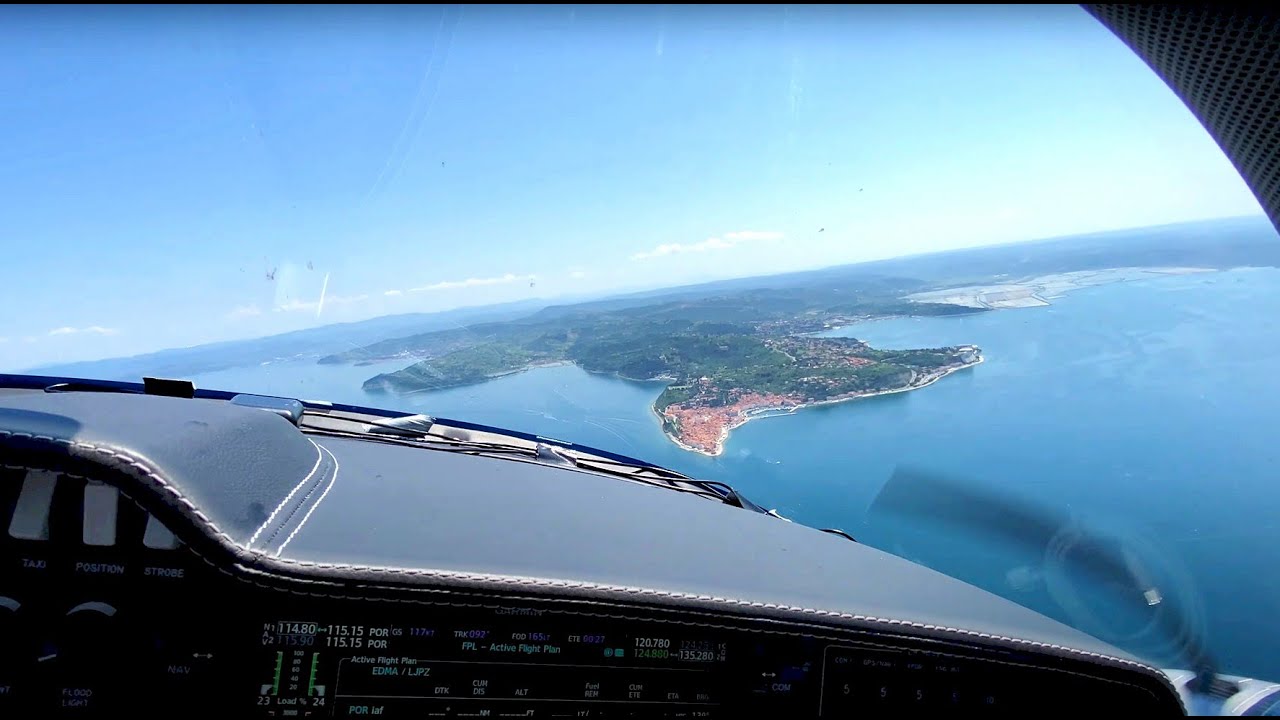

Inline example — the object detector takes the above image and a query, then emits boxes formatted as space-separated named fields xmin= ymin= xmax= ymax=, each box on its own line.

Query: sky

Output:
xmin=0 ymin=4 xmax=1267 ymax=369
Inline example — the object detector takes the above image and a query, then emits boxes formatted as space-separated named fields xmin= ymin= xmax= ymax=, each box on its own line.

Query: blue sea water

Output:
xmin=188 ymin=267 xmax=1280 ymax=681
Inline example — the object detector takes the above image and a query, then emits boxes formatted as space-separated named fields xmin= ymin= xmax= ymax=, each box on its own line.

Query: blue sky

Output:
xmin=0 ymin=4 xmax=1265 ymax=369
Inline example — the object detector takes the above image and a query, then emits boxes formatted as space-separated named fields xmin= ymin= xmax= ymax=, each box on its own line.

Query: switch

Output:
xmin=0 ymin=596 xmax=22 ymax=703
xmin=143 ymin=513 xmax=180 ymax=550
xmin=66 ymin=601 xmax=117 ymax=617
xmin=82 ymin=482 xmax=119 ymax=546
xmin=8 ymin=470 xmax=57 ymax=540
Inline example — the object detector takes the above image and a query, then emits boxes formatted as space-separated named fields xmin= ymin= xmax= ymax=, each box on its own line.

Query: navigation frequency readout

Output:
xmin=255 ymin=614 xmax=728 ymax=717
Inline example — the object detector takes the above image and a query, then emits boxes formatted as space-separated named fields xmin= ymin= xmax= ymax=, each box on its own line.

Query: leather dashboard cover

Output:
xmin=0 ymin=390 xmax=1176 ymax=689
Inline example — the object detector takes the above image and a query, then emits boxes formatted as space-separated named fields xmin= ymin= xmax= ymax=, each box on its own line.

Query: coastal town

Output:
xmin=658 ymin=342 xmax=983 ymax=455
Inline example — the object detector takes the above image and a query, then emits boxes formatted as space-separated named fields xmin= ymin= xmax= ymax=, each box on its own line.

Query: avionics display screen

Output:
xmin=247 ymin=604 xmax=1166 ymax=718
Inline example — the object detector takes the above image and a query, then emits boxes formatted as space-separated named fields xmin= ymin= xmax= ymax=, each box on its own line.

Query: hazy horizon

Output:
xmin=13 ymin=213 xmax=1273 ymax=373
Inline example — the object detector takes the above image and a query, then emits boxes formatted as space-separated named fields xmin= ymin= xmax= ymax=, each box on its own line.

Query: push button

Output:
xmin=8 ymin=470 xmax=57 ymax=541
xmin=142 ymin=514 xmax=180 ymax=550
xmin=81 ymin=483 xmax=118 ymax=547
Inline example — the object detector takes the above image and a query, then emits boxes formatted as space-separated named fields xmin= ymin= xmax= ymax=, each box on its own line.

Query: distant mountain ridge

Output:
xmin=29 ymin=215 xmax=1279 ymax=381
xmin=321 ymin=215 xmax=1279 ymax=367
xmin=28 ymin=299 xmax=553 ymax=380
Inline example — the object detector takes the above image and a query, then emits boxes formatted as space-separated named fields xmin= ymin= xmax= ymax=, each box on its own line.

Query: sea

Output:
xmin=186 ymin=267 xmax=1280 ymax=682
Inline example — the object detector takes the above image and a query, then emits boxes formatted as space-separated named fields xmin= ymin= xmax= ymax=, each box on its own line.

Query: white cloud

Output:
xmin=274 ymin=299 xmax=314 ymax=313
xmin=569 ymin=270 xmax=588 ymax=280
xmin=274 ymin=293 xmax=368 ymax=313
xmin=226 ymin=304 xmax=262 ymax=319
xmin=47 ymin=326 xmax=118 ymax=337
xmin=723 ymin=230 xmax=783 ymax=241
xmin=630 ymin=230 xmax=783 ymax=260
xmin=409 ymin=273 xmax=519 ymax=293
xmin=382 ymin=272 xmax=540 ymax=298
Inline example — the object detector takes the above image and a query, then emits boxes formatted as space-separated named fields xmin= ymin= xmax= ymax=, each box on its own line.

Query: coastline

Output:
xmin=658 ymin=356 xmax=985 ymax=456
xmin=487 ymin=359 xmax=572 ymax=380
xmin=370 ymin=359 xmax=572 ymax=394
xmin=649 ymin=404 xmax=719 ymax=456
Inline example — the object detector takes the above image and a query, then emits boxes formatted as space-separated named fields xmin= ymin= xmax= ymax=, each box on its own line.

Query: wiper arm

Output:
xmin=534 ymin=446 xmax=739 ymax=505
xmin=518 ymin=443 xmax=771 ymax=509
xmin=299 ymin=410 xmax=770 ymax=512
xmin=303 ymin=424 xmax=538 ymax=458
xmin=366 ymin=413 xmax=438 ymax=437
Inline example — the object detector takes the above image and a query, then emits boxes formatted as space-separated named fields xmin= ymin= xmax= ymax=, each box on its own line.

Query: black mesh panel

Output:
xmin=1084 ymin=4 xmax=1280 ymax=230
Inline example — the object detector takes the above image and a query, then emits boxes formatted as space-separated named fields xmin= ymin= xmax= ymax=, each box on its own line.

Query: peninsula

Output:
xmin=333 ymin=285 xmax=985 ymax=455
xmin=360 ymin=329 xmax=980 ymax=455
xmin=361 ymin=331 xmax=981 ymax=455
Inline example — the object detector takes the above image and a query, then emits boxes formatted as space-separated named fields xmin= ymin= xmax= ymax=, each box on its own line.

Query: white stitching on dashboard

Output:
xmin=259 ymin=449 xmax=331 ymax=550
xmin=0 ymin=430 xmax=1180 ymax=704
xmin=247 ymin=439 xmax=324 ymax=549
xmin=274 ymin=444 xmax=339 ymax=557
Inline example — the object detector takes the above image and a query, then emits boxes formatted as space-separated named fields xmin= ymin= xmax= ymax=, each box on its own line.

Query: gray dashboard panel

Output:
xmin=0 ymin=390 xmax=1154 ymax=671
xmin=282 ymin=435 xmax=1127 ymax=655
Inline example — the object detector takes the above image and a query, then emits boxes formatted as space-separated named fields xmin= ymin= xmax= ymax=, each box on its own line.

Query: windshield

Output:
xmin=4 ymin=4 xmax=1277 ymax=685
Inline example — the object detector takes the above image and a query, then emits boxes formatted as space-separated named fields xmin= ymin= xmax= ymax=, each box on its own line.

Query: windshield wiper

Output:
xmin=303 ymin=424 xmax=539 ymax=458
xmin=298 ymin=409 xmax=770 ymax=512
xmin=536 ymin=446 xmax=754 ymax=507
